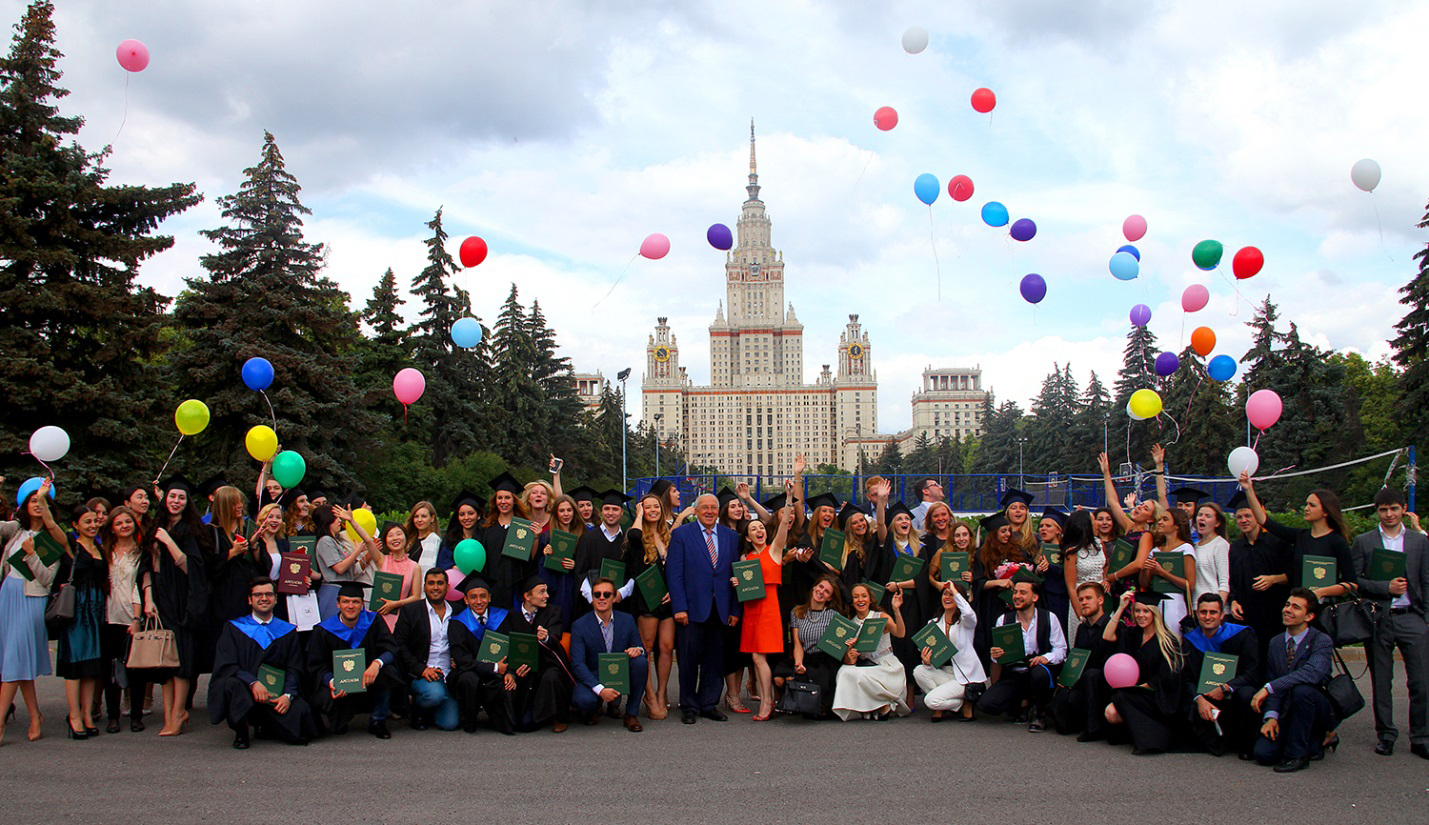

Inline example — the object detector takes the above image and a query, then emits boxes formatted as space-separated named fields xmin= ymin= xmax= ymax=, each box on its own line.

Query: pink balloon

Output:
xmin=1122 ymin=214 xmax=1146 ymax=242
xmin=1181 ymin=284 xmax=1210 ymax=313
xmin=444 ymin=568 xmax=464 ymax=602
xmin=392 ymin=368 xmax=425 ymax=406
xmin=1246 ymin=389 xmax=1283 ymax=431
xmin=1104 ymin=653 xmax=1140 ymax=689
xmin=116 ymin=39 xmax=150 ymax=73
xmin=639 ymin=233 xmax=670 ymax=260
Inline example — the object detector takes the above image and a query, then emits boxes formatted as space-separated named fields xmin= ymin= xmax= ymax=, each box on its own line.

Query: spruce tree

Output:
xmin=1111 ymin=324 xmax=1161 ymax=468
xmin=527 ymin=299 xmax=586 ymax=465
xmin=1070 ymin=370 xmax=1112 ymax=464
xmin=1391 ymin=199 xmax=1429 ymax=438
xmin=489 ymin=284 xmax=544 ymax=466
xmin=1158 ymin=347 xmax=1236 ymax=476
xmin=0 ymin=1 xmax=200 ymax=496
xmin=356 ymin=268 xmax=410 ymax=406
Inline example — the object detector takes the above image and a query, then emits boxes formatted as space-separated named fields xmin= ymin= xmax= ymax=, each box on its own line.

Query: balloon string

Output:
xmin=1371 ymin=195 xmax=1393 ymax=262
xmin=928 ymin=206 xmax=941 ymax=302
xmin=26 ymin=453 xmax=55 ymax=482
xmin=854 ymin=149 xmax=875 ymax=185
xmin=592 ymin=254 xmax=638 ymax=310
xmin=1125 ymin=422 xmax=1133 ymax=469
xmin=1252 ymin=431 xmax=1261 ymax=452
xmin=1185 ymin=375 xmax=1204 ymax=418
xmin=109 ymin=72 xmax=129 ymax=148
xmin=1216 ymin=268 xmax=1245 ymax=317
xmin=1160 ymin=410 xmax=1182 ymax=446
xmin=261 ymin=390 xmax=277 ymax=431
xmin=152 ymin=435 xmax=184 ymax=485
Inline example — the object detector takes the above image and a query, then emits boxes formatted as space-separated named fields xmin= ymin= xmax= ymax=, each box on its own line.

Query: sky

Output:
xmin=16 ymin=0 xmax=1426 ymax=435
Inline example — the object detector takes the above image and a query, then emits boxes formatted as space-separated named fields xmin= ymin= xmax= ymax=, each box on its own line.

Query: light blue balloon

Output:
xmin=981 ymin=201 xmax=1009 ymax=227
xmin=913 ymin=173 xmax=940 ymax=206
xmin=1207 ymin=354 xmax=1238 ymax=381
xmin=17 ymin=476 xmax=53 ymax=510
xmin=451 ymin=317 xmax=483 ymax=348
xmin=1109 ymin=251 xmax=1139 ymax=281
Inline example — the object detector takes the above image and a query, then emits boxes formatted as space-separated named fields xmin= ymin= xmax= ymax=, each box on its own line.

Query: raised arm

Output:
xmin=549 ymin=454 xmax=564 ymax=498
xmin=1105 ymin=591 xmax=1131 ymax=643
xmin=35 ymin=478 xmax=70 ymax=550
xmin=1239 ymin=472 xmax=1268 ymax=526
xmin=873 ymin=479 xmax=890 ymax=545
xmin=1151 ymin=444 xmax=1169 ymax=511
xmin=769 ymin=505 xmax=794 ymax=564
xmin=1099 ymin=453 xmax=1134 ymax=532
xmin=738 ymin=482 xmax=770 ymax=521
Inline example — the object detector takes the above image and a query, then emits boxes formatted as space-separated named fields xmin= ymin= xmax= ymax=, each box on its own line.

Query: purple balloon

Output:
xmin=1010 ymin=218 xmax=1037 ymax=242
xmin=706 ymin=223 xmax=733 ymax=251
xmin=1154 ymin=351 xmax=1180 ymax=376
xmin=1117 ymin=243 xmax=1141 ymax=261
xmin=1129 ymin=304 xmax=1151 ymax=327
xmin=1019 ymin=273 xmax=1047 ymax=304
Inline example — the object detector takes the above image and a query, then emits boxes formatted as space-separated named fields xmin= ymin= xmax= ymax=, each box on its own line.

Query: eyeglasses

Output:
xmin=592 ymin=591 xmax=615 ymax=599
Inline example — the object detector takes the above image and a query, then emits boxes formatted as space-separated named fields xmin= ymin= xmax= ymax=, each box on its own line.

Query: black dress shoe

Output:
xmin=1027 ymin=714 xmax=1047 ymax=733
xmin=368 ymin=720 xmax=391 ymax=739
xmin=409 ymin=716 xmax=429 ymax=731
xmin=232 ymin=726 xmax=251 ymax=750
xmin=681 ymin=709 xmax=697 ymax=725
xmin=1411 ymin=743 xmax=1429 ymax=760
xmin=106 ymin=718 xmax=120 ymax=734
xmin=130 ymin=719 xmax=145 ymax=733
xmin=1237 ymin=751 xmax=1254 ymax=761
xmin=1375 ymin=739 xmax=1395 ymax=756
xmin=1273 ymin=757 xmax=1309 ymax=773
xmin=583 ymin=712 xmax=601 ymax=727
xmin=700 ymin=708 xmax=728 ymax=722
xmin=1077 ymin=730 xmax=1103 ymax=743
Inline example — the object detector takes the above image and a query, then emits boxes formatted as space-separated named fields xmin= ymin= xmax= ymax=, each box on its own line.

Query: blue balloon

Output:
xmin=1109 ymin=251 xmax=1139 ymax=281
xmin=981 ymin=201 xmax=1009 ymax=227
xmin=1116 ymin=244 xmax=1140 ymax=261
xmin=451 ymin=317 xmax=483 ymax=349
xmin=16 ymin=476 xmax=54 ymax=510
xmin=914 ymin=173 xmax=940 ymax=206
xmin=1207 ymin=354 xmax=1238 ymax=381
xmin=241 ymin=357 xmax=274 ymax=391
xmin=706 ymin=223 xmax=733 ymax=251
xmin=1154 ymin=352 xmax=1180 ymax=377
xmin=1019 ymin=273 xmax=1047 ymax=304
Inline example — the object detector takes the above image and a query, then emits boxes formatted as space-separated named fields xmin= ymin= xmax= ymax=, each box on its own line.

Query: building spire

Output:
xmin=746 ymin=118 xmax=760 ymax=202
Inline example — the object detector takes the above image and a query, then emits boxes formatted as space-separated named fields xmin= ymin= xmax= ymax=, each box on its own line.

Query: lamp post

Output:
xmin=617 ymin=368 xmax=631 ymax=492
xmin=1103 ymin=412 xmax=1110 ymax=455
xmin=653 ymin=413 xmax=663 ymax=478
xmin=1016 ymin=437 xmax=1028 ymax=489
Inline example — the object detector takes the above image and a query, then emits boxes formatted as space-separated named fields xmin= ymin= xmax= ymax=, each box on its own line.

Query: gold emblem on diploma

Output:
xmin=1212 ymin=663 xmax=1226 ymax=676
xmin=342 ymin=660 xmax=355 ymax=673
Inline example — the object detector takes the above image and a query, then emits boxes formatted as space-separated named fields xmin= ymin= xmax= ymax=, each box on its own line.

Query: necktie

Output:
xmin=705 ymin=529 xmax=718 ymax=567
xmin=478 ymin=613 xmax=486 ymax=629
xmin=1285 ymin=636 xmax=1296 ymax=668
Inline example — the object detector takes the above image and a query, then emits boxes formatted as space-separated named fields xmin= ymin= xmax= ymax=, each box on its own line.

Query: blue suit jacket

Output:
xmin=666 ymin=521 xmax=741 ymax=624
xmin=570 ymin=610 xmax=643 ymax=692
xmin=1261 ymin=626 xmax=1332 ymax=718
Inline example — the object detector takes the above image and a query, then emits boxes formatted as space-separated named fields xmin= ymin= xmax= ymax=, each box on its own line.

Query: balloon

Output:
xmin=1350 ymin=158 xmax=1381 ymax=193
xmin=459 ymin=236 xmax=488 ymax=268
xmin=914 ymin=173 xmax=940 ymax=206
xmin=393 ymin=368 xmax=426 ymax=406
xmin=1123 ymin=214 xmax=1147 ymax=242
xmin=1109 ymin=251 xmax=1139 ymax=281
xmin=1127 ymin=402 xmax=1148 ymax=422
xmin=1227 ymin=446 xmax=1260 ymax=479
xmin=1019 ymin=273 xmax=1047 ymax=304
xmin=1009 ymin=218 xmax=1037 ymax=242
xmin=873 ymin=106 xmax=898 ymax=131
xmin=174 ymin=399 xmax=210 ymax=436
xmin=241 ymin=357 xmax=274 ymax=391
xmin=707 ymin=223 xmax=733 ymax=251
xmin=244 ymin=425 xmax=278 ymax=462
xmin=345 ymin=507 xmax=377 ymax=544
xmin=270 ymin=450 xmax=306 ymax=489
xmin=1192 ymin=240 xmax=1223 ymax=271
xmin=1181 ymin=284 xmax=1210 ymax=313
xmin=28 ymin=426 xmax=69 ymax=462
xmin=1104 ymin=653 xmax=1140 ymax=689
xmin=971 ymin=87 xmax=996 ymax=114
xmin=639 ymin=233 xmax=670 ymax=260
xmin=1116 ymin=244 xmax=1140 ymax=261
xmin=1208 ymin=354 xmax=1237 ymax=381
xmin=1191 ymin=326 xmax=1217 ymax=356
xmin=1128 ymin=389 xmax=1162 ymax=420
xmin=1129 ymin=304 xmax=1152 ymax=327
xmin=980 ymin=201 xmax=1009 ymax=227
xmin=17 ymin=477 xmax=54 ymax=510
xmin=1232 ymin=246 xmax=1263 ymax=279
xmin=1154 ymin=352 xmax=1180 ymax=377
xmin=451 ymin=317 xmax=483 ymax=348
xmin=116 ymin=39 xmax=149 ymax=72
xmin=947 ymin=175 xmax=974 ymax=202
xmin=1246 ymin=389 xmax=1283 ymax=431
xmin=453 ymin=538 xmax=487 ymax=575
xmin=901 ymin=27 xmax=929 ymax=54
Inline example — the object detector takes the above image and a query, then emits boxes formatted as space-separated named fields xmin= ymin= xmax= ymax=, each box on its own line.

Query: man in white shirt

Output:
xmin=391 ymin=569 xmax=461 ymax=731
xmin=909 ymin=477 xmax=944 ymax=533
xmin=977 ymin=575 xmax=1067 ymax=732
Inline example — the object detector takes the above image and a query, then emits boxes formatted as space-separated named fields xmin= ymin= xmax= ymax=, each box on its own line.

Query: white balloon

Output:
xmin=29 ymin=425 xmax=70 ymax=462
xmin=1350 ymin=158 xmax=1381 ymax=193
xmin=902 ymin=26 xmax=929 ymax=54
xmin=1127 ymin=402 xmax=1147 ymax=422
xmin=1227 ymin=446 xmax=1259 ymax=479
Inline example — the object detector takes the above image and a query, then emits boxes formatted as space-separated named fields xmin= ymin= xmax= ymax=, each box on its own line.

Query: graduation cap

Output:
xmin=1011 ymin=567 xmax=1044 ymax=586
xmin=598 ymin=489 xmax=631 ymax=508
xmin=1133 ymin=590 xmax=1171 ymax=606
xmin=518 ymin=574 xmax=545 ymax=595
xmin=81 ymin=487 xmax=115 ymax=507
xmin=716 ymin=486 xmax=740 ymax=507
xmin=456 ymin=574 xmax=491 ymax=595
xmin=761 ymin=492 xmax=790 ymax=512
xmin=649 ymin=478 xmax=676 ymax=499
xmin=335 ymin=580 xmax=372 ymax=600
xmin=306 ymin=489 xmax=329 ymax=505
xmin=836 ymin=502 xmax=864 ymax=529
xmin=158 ymin=474 xmax=195 ymax=495
xmin=1225 ymin=490 xmax=1250 ymax=511
xmin=883 ymin=500 xmax=913 ymax=526
xmin=567 ymin=485 xmax=598 ymax=504
xmin=980 ymin=512 xmax=1009 ymax=533
xmin=197 ymin=473 xmax=229 ymax=499
xmin=488 ymin=471 xmax=522 ymax=496
xmin=343 ymin=494 xmax=367 ymax=510
xmin=806 ymin=492 xmax=841 ymax=512
xmin=1039 ymin=507 xmax=1069 ymax=529
xmin=284 ymin=487 xmax=306 ymax=502
xmin=999 ymin=488 xmax=1035 ymax=509
xmin=449 ymin=490 xmax=484 ymax=515
xmin=1170 ymin=486 xmax=1210 ymax=505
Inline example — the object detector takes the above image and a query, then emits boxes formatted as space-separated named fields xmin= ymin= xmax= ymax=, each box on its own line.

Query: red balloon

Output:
xmin=947 ymin=175 xmax=974 ymax=202
xmin=1232 ymin=246 xmax=1264 ymax=279
xmin=459 ymin=236 xmax=488 ymax=268
xmin=873 ymin=106 xmax=899 ymax=131
xmin=971 ymin=88 xmax=996 ymax=114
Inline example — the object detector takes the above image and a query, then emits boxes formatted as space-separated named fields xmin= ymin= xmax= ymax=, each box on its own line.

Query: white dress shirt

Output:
xmin=425 ymin=600 xmax=452 ymax=671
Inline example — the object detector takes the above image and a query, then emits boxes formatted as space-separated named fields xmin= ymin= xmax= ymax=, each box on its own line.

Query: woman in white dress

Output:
xmin=1061 ymin=511 xmax=1108 ymax=640
xmin=1191 ymin=503 xmax=1231 ymax=605
xmin=913 ymin=584 xmax=986 ymax=721
xmin=403 ymin=501 xmax=442 ymax=567
xmin=1138 ymin=506 xmax=1197 ymax=636
xmin=832 ymin=583 xmax=908 ymax=721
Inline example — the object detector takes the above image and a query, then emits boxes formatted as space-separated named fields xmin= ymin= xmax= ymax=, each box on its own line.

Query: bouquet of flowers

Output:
xmin=994 ymin=561 xmax=1035 ymax=581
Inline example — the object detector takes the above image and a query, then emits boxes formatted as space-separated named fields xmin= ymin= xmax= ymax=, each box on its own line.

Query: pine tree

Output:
xmin=169 ymin=131 xmax=375 ymax=491
xmin=875 ymin=440 xmax=904 ymax=475
xmin=904 ymin=431 xmax=936 ymax=475
xmin=356 ymin=268 xmax=409 ymax=403
xmin=1391 ymin=200 xmax=1429 ymax=437
xmin=0 ymin=1 xmax=201 ymax=497
xmin=1070 ymin=369 xmax=1112 ymax=465
xmin=488 ymin=284 xmax=544 ymax=465
xmin=1112 ymin=324 xmax=1161 ymax=468
xmin=972 ymin=399 xmax=1024 ymax=476
xmin=1158 ymin=347 xmax=1236 ymax=476
xmin=527 ymin=299 xmax=586 ymax=466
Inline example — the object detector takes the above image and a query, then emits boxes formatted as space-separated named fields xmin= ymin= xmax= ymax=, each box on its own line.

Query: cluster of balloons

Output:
xmin=1109 ymin=215 xmax=1147 ymax=281
xmin=116 ymin=39 xmax=149 ymax=73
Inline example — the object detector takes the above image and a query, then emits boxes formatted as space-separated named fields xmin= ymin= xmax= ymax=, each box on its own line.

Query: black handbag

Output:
xmin=1320 ymin=597 xmax=1378 ymax=647
xmin=45 ymin=582 xmax=76 ymax=632
xmin=1322 ymin=648 xmax=1365 ymax=721
xmin=775 ymin=678 xmax=822 ymax=716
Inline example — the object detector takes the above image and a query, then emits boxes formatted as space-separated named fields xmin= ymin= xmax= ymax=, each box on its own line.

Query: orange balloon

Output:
xmin=1191 ymin=326 xmax=1216 ymax=357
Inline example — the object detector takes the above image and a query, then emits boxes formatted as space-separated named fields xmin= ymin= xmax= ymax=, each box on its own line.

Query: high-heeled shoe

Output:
xmin=84 ymin=723 xmax=99 ymax=737
xmin=158 ymin=711 xmax=189 ymax=737
xmin=67 ymin=719 xmax=89 ymax=740
xmin=724 ymin=697 xmax=752 ymax=714
xmin=1312 ymin=734 xmax=1340 ymax=761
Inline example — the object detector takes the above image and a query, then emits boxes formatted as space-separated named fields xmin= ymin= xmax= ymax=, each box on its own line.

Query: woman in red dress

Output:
xmin=736 ymin=504 xmax=794 ymax=721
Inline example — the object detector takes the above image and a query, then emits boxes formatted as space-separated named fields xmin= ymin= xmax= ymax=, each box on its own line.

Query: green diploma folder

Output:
xmin=370 ymin=571 xmax=405 ymax=611
xmin=634 ymin=564 xmax=668 ymax=608
xmin=891 ymin=553 xmax=926 ymax=583
xmin=1150 ymin=552 xmax=1186 ymax=593
xmin=503 ymin=518 xmax=537 ymax=561
xmin=1198 ymin=652 xmax=1239 ymax=694
xmin=7 ymin=531 xmax=63 ymax=581
xmin=991 ymin=621 xmax=1026 ymax=665
xmin=1301 ymin=555 xmax=1337 ymax=588
xmin=544 ymin=530 xmax=578 ymax=573
xmin=257 ymin=664 xmax=286 ymax=699
xmin=853 ymin=616 xmax=888 ymax=653
xmin=332 ymin=648 xmax=367 ymax=693
xmin=1368 ymin=548 xmax=1406 ymax=582
xmin=1040 ymin=542 xmax=1063 ymax=566
xmin=598 ymin=557 xmax=626 ymax=585
xmin=940 ymin=551 xmax=970 ymax=595
xmin=510 ymin=632 xmax=540 ymax=670
xmin=286 ymin=535 xmax=317 ymax=556
xmin=1110 ymin=538 xmax=1137 ymax=573
xmin=477 ymin=630 xmax=509 ymax=666
xmin=818 ymin=529 xmax=846 ymax=571
xmin=816 ymin=613 xmax=859 ymax=659
xmin=859 ymin=579 xmax=887 ymax=606
xmin=1058 ymin=648 xmax=1091 ymax=688
xmin=911 ymin=622 xmax=956 ymax=668
xmin=733 ymin=558 xmax=766 ymax=602
xmin=597 ymin=652 xmax=630 ymax=694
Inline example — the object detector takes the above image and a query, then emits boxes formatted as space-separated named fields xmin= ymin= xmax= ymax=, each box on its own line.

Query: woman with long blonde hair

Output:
xmin=627 ymin=493 xmax=674 ymax=718
xmin=521 ymin=481 xmax=556 ymax=533
xmin=403 ymin=500 xmax=441 ymax=566
xmin=1101 ymin=590 xmax=1187 ymax=755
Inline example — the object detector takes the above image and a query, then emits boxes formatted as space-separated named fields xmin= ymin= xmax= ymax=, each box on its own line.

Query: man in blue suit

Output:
xmin=1250 ymin=588 xmax=1335 ymax=772
xmin=667 ymin=493 xmax=741 ymax=724
xmin=570 ymin=578 xmax=647 ymax=732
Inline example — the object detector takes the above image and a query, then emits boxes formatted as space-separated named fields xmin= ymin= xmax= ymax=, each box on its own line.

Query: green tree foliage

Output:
xmin=1157 ymin=347 xmax=1237 ymax=476
xmin=1111 ymin=324 xmax=1161 ymax=467
xmin=1069 ymin=370 xmax=1112 ymax=462
xmin=903 ymin=431 xmax=935 ymax=475
xmin=1391 ymin=199 xmax=1429 ymax=439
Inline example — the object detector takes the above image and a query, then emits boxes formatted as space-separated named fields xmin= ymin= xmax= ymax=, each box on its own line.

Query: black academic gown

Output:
xmin=305 ymin=610 xmax=402 ymax=728
xmin=778 ymin=534 xmax=821 ymax=626
xmin=1050 ymin=612 xmax=1113 ymax=736
xmin=1228 ymin=532 xmax=1290 ymax=660
xmin=872 ymin=536 xmax=933 ymax=687
xmin=970 ymin=549 xmax=1020 ymax=671
xmin=573 ymin=526 xmax=628 ymax=620
xmin=138 ymin=523 xmax=208 ymax=680
xmin=207 ymin=615 xmax=317 ymax=743
xmin=1107 ymin=625 xmax=1187 ymax=753
xmin=482 ymin=521 xmax=539 ymax=613
xmin=499 ymin=603 xmax=573 ymax=730
xmin=448 ymin=606 xmax=516 ymax=733
xmin=1182 ymin=623 xmax=1262 ymax=755
xmin=625 ymin=530 xmax=672 ymax=620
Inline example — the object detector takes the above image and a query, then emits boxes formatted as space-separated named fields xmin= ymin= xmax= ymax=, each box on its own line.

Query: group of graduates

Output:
xmin=0 ymin=444 xmax=1424 ymax=773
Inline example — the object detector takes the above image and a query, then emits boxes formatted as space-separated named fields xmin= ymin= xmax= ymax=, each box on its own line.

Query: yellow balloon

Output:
xmin=174 ymin=399 xmax=210 ymax=436
xmin=345 ymin=507 xmax=377 ymax=544
xmin=1128 ymin=388 xmax=1163 ymax=420
xmin=245 ymin=425 xmax=278 ymax=462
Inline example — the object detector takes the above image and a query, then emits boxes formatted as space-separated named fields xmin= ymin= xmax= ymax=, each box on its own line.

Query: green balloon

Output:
xmin=270 ymin=450 xmax=306 ymax=488
xmin=453 ymin=538 xmax=486 ymax=575
xmin=1192 ymin=239 xmax=1224 ymax=270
